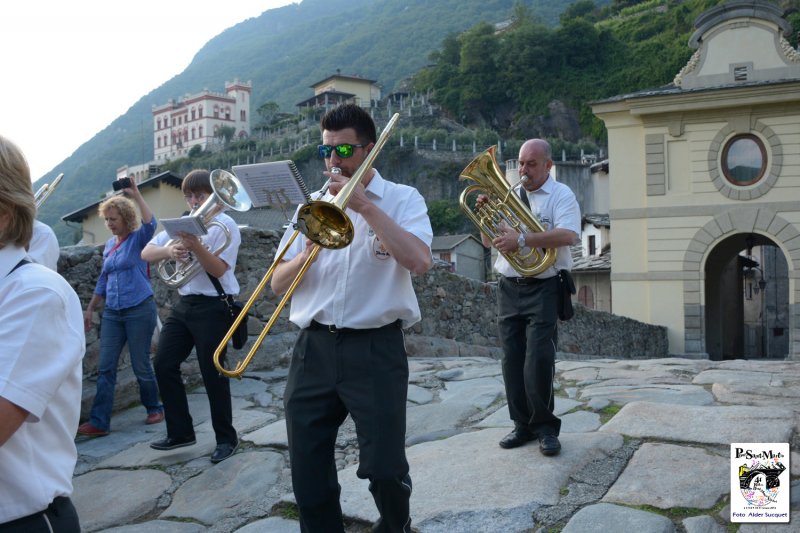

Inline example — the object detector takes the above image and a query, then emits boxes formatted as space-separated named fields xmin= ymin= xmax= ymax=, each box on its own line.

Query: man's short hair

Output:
xmin=320 ymin=104 xmax=377 ymax=144
xmin=182 ymin=169 xmax=213 ymax=195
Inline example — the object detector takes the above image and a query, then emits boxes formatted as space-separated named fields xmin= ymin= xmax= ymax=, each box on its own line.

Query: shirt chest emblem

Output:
xmin=372 ymin=235 xmax=391 ymax=260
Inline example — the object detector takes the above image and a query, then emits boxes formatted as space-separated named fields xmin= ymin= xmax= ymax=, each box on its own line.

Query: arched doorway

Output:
xmin=704 ymin=233 xmax=789 ymax=360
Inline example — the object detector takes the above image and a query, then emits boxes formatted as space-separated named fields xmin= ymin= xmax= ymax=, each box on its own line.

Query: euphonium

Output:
xmin=156 ymin=169 xmax=252 ymax=288
xmin=459 ymin=146 xmax=557 ymax=276
xmin=34 ymin=173 xmax=64 ymax=209
xmin=213 ymin=113 xmax=401 ymax=378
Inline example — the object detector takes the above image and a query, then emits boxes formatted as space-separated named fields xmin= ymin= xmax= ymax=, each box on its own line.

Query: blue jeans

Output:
xmin=89 ymin=296 xmax=162 ymax=431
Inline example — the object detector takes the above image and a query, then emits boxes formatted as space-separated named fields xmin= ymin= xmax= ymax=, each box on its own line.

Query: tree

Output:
xmin=257 ymin=101 xmax=281 ymax=125
xmin=216 ymin=126 xmax=236 ymax=144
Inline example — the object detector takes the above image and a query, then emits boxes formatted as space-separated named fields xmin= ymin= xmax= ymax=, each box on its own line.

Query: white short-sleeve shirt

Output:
xmin=149 ymin=212 xmax=241 ymax=296
xmin=29 ymin=220 xmax=59 ymax=271
xmin=0 ymin=245 xmax=85 ymax=522
xmin=493 ymin=175 xmax=581 ymax=279
xmin=277 ymin=170 xmax=433 ymax=329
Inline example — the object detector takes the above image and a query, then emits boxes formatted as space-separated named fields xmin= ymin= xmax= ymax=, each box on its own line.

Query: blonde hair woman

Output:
xmin=77 ymin=176 xmax=164 ymax=437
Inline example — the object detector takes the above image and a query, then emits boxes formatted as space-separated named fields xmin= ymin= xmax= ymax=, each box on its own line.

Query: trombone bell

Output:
xmin=296 ymin=201 xmax=354 ymax=249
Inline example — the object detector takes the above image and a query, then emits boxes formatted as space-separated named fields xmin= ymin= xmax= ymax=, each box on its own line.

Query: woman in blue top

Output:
xmin=77 ymin=176 xmax=163 ymax=437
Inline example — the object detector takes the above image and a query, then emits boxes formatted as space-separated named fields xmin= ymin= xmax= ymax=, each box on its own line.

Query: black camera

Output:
xmin=112 ymin=177 xmax=132 ymax=191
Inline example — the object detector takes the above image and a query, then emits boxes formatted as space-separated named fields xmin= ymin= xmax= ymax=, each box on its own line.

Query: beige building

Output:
xmin=592 ymin=0 xmax=800 ymax=359
xmin=296 ymin=71 xmax=381 ymax=112
xmin=152 ymin=80 xmax=252 ymax=163
xmin=62 ymin=172 xmax=184 ymax=245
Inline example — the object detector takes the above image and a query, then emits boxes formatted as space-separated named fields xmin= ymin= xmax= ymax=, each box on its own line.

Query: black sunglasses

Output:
xmin=318 ymin=143 xmax=365 ymax=159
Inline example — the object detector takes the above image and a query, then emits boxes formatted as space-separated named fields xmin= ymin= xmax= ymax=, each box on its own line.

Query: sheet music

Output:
xmin=232 ymin=161 xmax=308 ymax=209
xmin=160 ymin=216 xmax=207 ymax=239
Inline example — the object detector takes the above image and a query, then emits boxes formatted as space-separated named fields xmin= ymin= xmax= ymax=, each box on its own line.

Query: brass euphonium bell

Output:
xmin=459 ymin=146 xmax=557 ymax=276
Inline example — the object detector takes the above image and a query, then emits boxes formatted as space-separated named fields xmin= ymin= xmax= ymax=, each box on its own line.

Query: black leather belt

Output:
xmin=503 ymin=275 xmax=549 ymax=285
xmin=308 ymin=319 xmax=402 ymax=334
xmin=1 ymin=496 xmax=72 ymax=528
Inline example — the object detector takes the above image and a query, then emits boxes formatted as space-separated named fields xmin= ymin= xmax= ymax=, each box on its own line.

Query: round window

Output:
xmin=721 ymin=134 xmax=767 ymax=186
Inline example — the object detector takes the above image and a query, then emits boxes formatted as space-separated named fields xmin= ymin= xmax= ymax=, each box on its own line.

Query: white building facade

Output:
xmin=152 ymin=79 xmax=252 ymax=162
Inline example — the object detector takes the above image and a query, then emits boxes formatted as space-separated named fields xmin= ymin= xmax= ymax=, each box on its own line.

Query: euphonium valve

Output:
xmin=459 ymin=146 xmax=557 ymax=277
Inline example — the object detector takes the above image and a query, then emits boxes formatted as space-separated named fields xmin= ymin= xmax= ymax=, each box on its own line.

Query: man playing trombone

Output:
xmin=272 ymin=104 xmax=433 ymax=532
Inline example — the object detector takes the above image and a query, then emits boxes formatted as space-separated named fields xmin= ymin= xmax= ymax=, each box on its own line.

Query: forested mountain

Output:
xmin=39 ymin=0 xmax=580 ymax=243
xmin=36 ymin=0 xmax=800 ymax=244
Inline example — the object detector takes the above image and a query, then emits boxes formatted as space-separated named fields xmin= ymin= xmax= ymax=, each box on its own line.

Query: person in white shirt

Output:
xmin=477 ymin=138 xmax=581 ymax=457
xmin=0 ymin=134 xmax=84 ymax=532
xmin=29 ymin=220 xmax=59 ymax=271
xmin=272 ymin=104 xmax=433 ymax=532
xmin=141 ymin=169 xmax=241 ymax=464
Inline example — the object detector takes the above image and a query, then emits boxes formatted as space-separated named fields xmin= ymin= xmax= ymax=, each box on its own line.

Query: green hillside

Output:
xmin=39 ymin=0 xmax=574 ymax=243
xmin=36 ymin=0 xmax=800 ymax=244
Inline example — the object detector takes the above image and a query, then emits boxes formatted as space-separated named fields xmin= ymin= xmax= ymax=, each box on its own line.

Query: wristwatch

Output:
xmin=517 ymin=231 xmax=526 ymax=250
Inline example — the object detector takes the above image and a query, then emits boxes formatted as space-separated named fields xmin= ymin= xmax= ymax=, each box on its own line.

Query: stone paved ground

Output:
xmin=72 ymin=356 xmax=800 ymax=532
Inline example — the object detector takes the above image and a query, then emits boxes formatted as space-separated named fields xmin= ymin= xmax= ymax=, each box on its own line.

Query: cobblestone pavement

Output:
xmin=72 ymin=356 xmax=800 ymax=532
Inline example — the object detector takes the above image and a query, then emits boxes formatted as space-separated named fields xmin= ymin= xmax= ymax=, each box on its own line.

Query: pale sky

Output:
xmin=1 ymin=1 xmax=295 ymax=181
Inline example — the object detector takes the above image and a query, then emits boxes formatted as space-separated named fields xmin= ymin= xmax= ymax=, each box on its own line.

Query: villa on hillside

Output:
xmin=296 ymin=70 xmax=381 ymax=114
xmin=152 ymin=79 xmax=252 ymax=163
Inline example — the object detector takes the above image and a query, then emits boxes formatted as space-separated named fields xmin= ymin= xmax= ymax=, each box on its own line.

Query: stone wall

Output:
xmin=60 ymin=227 xmax=668 ymax=417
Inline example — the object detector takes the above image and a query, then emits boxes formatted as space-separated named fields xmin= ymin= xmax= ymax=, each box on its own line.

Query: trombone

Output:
xmin=34 ymin=173 xmax=64 ymax=209
xmin=213 ymin=113 xmax=401 ymax=378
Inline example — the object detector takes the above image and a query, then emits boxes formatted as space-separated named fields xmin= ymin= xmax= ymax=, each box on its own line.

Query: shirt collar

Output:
xmin=364 ymin=169 xmax=386 ymax=199
xmin=517 ymin=174 xmax=554 ymax=195
xmin=0 ymin=244 xmax=28 ymax=279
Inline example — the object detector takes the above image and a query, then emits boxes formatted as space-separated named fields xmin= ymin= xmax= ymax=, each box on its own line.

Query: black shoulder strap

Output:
xmin=206 ymin=272 xmax=227 ymax=299
xmin=518 ymin=187 xmax=531 ymax=210
xmin=8 ymin=258 xmax=31 ymax=276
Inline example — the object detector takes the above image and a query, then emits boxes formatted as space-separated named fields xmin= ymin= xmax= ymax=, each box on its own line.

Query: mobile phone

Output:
xmin=112 ymin=177 xmax=132 ymax=191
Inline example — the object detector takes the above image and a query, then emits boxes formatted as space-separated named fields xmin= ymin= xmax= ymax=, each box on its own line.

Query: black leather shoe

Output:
xmin=150 ymin=435 xmax=196 ymax=451
xmin=539 ymin=435 xmax=561 ymax=456
xmin=499 ymin=429 xmax=536 ymax=449
xmin=210 ymin=439 xmax=239 ymax=463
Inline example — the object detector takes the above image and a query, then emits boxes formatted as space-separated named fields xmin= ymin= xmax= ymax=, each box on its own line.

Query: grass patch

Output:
xmin=273 ymin=501 xmax=300 ymax=520
xmin=598 ymin=403 xmax=622 ymax=424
